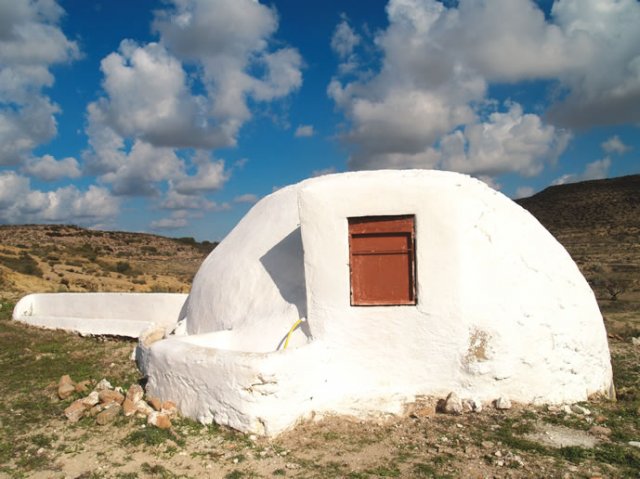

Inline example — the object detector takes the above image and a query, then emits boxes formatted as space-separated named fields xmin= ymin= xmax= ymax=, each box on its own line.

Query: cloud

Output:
xmin=0 ymin=0 xmax=79 ymax=166
xmin=514 ymin=186 xmax=535 ymax=199
xmin=150 ymin=216 xmax=188 ymax=230
xmin=552 ymin=157 xmax=612 ymax=185
xmin=546 ymin=0 xmax=640 ymax=128
xmin=151 ymin=0 xmax=302 ymax=134
xmin=161 ymin=190 xmax=216 ymax=210
xmin=440 ymin=103 xmax=571 ymax=178
xmin=233 ymin=193 xmax=258 ymax=204
xmin=331 ymin=15 xmax=361 ymax=60
xmin=81 ymin=0 xmax=302 ymax=210
xmin=0 ymin=97 xmax=59 ymax=165
xmin=329 ymin=0 xmax=640 ymax=178
xmin=172 ymin=152 xmax=228 ymax=195
xmin=601 ymin=135 xmax=632 ymax=155
xmin=22 ymin=154 xmax=81 ymax=181
xmin=90 ymin=41 xmax=229 ymax=149
xmin=0 ymin=171 xmax=119 ymax=225
xmin=98 ymin=140 xmax=183 ymax=196
xmin=294 ymin=124 xmax=314 ymax=137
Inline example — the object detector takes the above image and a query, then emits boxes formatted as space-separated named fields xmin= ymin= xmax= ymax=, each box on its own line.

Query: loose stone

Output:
xmin=494 ymin=397 xmax=512 ymax=410
xmin=571 ymin=404 xmax=591 ymax=415
xmin=148 ymin=411 xmax=171 ymax=429
xmin=122 ymin=398 xmax=137 ymax=417
xmin=96 ymin=403 xmax=122 ymax=425
xmin=82 ymin=391 xmax=100 ymax=407
xmin=64 ymin=399 xmax=87 ymax=422
xmin=94 ymin=378 xmax=113 ymax=391
xmin=135 ymin=399 xmax=154 ymax=417
xmin=464 ymin=398 xmax=483 ymax=413
xmin=411 ymin=404 xmax=436 ymax=418
xmin=89 ymin=404 xmax=104 ymax=417
xmin=148 ymin=396 xmax=162 ymax=411
xmin=161 ymin=400 xmax=178 ymax=417
xmin=75 ymin=380 xmax=92 ymax=393
xmin=98 ymin=389 xmax=125 ymax=405
xmin=58 ymin=375 xmax=76 ymax=399
xmin=126 ymin=384 xmax=144 ymax=403
xmin=443 ymin=392 xmax=463 ymax=415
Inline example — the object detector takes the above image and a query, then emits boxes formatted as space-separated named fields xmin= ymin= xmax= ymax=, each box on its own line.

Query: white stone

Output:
xmin=464 ymin=398 xmax=483 ymax=413
xmin=94 ymin=379 xmax=113 ymax=391
xmin=495 ymin=397 xmax=512 ymax=410
xmin=13 ymin=170 xmax=614 ymax=436
xmin=628 ymin=441 xmax=640 ymax=448
xmin=82 ymin=391 xmax=100 ymax=407
xmin=570 ymin=404 xmax=590 ymax=415
xmin=443 ymin=392 xmax=463 ymax=415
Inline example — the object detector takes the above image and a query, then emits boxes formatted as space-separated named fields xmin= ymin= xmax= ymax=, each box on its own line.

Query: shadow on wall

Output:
xmin=260 ymin=227 xmax=310 ymax=337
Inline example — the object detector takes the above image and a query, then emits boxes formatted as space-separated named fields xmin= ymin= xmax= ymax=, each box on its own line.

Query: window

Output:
xmin=348 ymin=215 xmax=416 ymax=306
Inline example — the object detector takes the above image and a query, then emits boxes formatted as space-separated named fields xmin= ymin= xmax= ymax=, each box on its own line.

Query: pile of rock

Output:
xmin=437 ymin=392 xmax=511 ymax=415
xmin=59 ymin=375 xmax=177 ymax=429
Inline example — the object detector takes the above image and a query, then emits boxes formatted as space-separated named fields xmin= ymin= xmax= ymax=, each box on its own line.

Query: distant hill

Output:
xmin=517 ymin=174 xmax=640 ymax=236
xmin=517 ymin=174 xmax=640 ymax=312
xmin=0 ymin=224 xmax=216 ymax=297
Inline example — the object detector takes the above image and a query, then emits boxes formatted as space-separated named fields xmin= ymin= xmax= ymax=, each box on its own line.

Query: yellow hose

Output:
xmin=283 ymin=319 xmax=303 ymax=350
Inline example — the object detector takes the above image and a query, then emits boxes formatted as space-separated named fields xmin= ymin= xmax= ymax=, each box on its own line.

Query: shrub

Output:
xmin=0 ymin=253 xmax=43 ymax=278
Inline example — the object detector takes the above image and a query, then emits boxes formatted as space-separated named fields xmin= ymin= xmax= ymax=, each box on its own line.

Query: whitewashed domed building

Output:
xmin=136 ymin=170 xmax=612 ymax=435
xmin=13 ymin=170 xmax=613 ymax=436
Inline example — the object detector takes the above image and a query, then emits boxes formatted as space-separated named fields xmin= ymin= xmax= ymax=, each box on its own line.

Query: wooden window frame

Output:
xmin=348 ymin=215 xmax=417 ymax=306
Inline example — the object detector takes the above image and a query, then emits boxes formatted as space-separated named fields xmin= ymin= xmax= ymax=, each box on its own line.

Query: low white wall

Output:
xmin=13 ymin=293 xmax=188 ymax=337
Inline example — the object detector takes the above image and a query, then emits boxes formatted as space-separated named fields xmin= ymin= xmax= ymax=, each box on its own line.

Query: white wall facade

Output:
xmin=138 ymin=170 xmax=613 ymax=435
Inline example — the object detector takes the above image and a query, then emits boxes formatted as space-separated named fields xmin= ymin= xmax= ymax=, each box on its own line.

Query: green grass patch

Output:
xmin=365 ymin=464 xmax=400 ymax=477
xmin=123 ymin=427 xmax=185 ymax=448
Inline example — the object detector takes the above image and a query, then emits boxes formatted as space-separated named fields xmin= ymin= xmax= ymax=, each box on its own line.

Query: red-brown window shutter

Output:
xmin=348 ymin=215 xmax=416 ymax=306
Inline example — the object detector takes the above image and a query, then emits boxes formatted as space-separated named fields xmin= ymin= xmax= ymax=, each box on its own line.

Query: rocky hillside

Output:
xmin=517 ymin=174 xmax=640 ymax=313
xmin=0 ymin=224 xmax=216 ymax=297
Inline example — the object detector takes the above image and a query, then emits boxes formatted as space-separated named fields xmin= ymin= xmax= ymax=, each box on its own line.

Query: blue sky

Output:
xmin=0 ymin=0 xmax=638 ymax=241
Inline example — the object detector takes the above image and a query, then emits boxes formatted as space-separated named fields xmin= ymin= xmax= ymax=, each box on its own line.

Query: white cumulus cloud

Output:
xmin=22 ymin=154 xmax=81 ymax=181
xmin=0 ymin=171 xmax=118 ymax=225
xmin=329 ymin=0 xmax=640 ymax=180
xmin=0 ymin=0 xmax=79 ymax=166
xmin=233 ymin=193 xmax=258 ymax=204
xmin=514 ymin=186 xmax=535 ymax=199
xmin=601 ymin=135 xmax=632 ymax=155
xmin=81 ymin=0 xmax=301 ymax=210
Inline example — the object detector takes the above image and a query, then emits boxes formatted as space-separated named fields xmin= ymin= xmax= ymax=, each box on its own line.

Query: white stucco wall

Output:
xmin=298 ymin=171 xmax=612 ymax=404
xmin=186 ymin=184 xmax=310 ymax=351
xmin=140 ymin=170 xmax=613 ymax=436
xmin=13 ymin=293 xmax=187 ymax=337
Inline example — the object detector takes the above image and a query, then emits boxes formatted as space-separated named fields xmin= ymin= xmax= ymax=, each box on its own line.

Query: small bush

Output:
xmin=0 ymin=253 xmax=43 ymax=278
xmin=116 ymin=261 xmax=131 ymax=274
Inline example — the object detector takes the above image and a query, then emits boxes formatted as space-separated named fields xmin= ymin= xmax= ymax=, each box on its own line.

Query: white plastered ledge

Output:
xmin=139 ymin=170 xmax=613 ymax=436
xmin=13 ymin=292 xmax=187 ymax=337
